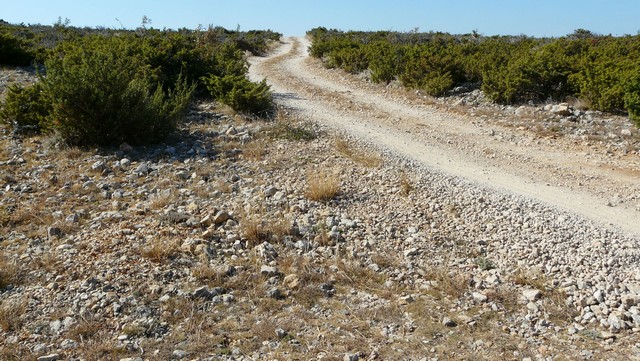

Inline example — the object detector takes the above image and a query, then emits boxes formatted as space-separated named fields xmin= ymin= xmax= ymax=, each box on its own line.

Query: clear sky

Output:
xmin=2 ymin=0 xmax=639 ymax=37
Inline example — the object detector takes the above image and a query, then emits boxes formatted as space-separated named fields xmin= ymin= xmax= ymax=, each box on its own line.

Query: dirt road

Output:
xmin=248 ymin=37 xmax=639 ymax=236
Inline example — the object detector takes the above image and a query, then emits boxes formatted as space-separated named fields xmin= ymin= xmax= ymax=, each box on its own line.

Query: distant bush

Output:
xmin=400 ymin=44 xmax=463 ymax=96
xmin=624 ymin=71 xmax=640 ymax=127
xmin=480 ymin=40 xmax=575 ymax=103
xmin=367 ymin=42 xmax=401 ymax=84
xmin=42 ymin=35 xmax=194 ymax=146
xmin=0 ymin=32 xmax=34 ymax=66
xmin=307 ymin=28 xmax=640 ymax=126
xmin=199 ymin=26 xmax=281 ymax=56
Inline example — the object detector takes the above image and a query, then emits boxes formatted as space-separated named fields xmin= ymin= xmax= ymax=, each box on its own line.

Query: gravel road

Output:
xmin=249 ymin=37 xmax=639 ymax=237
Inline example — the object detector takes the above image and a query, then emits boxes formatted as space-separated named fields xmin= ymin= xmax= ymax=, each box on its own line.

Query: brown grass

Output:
xmin=484 ymin=287 xmax=520 ymax=313
xmin=241 ymin=215 xmax=271 ymax=245
xmin=0 ymin=298 xmax=26 ymax=332
xmin=141 ymin=237 xmax=180 ymax=263
xmin=217 ymin=180 xmax=233 ymax=193
xmin=148 ymin=191 xmax=174 ymax=210
xmin=263 ymin=108 xmax=318 ymax=141
xmin=0 ymin=253 xmax=22 ymax=290
xmin=72 ymin=331 xmax=128 ymax=360
xmin=240 ymin=210 xmax=293 ymax=246
xmin=306 ymin=170 xmax=341 ymax=202
xmin=424 ymin=268 xmax=470 ymax=300
xmin=242 ymin=140 xmax=266 ymax=161
xmin=544 ymin=288 xmax=577 ymax=325
xmin=399 ymin=172 xmax=414 ymax=196
xmin=67 ymin=316 xmax=102 ymax=342
xmin=192 ymin=264 xmax=227 ymax=286
xmin=0 ymin=343 xmax=31 ymax=361
xmin=512 ymin=268 xmax=546 ymax=291
xmin=566 ymin=96 xmax=591 ymax=111
xmin=333 ymin=259 xmax=387 ymax=293
xmin=1 ymin=203 xmax=52 ymax=230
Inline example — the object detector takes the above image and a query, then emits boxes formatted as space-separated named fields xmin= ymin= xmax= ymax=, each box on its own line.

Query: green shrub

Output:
xmin=367 ymin=42 xmax=400 ymax=83
xmin=200 ymin=41 xmax=273 ymax=115
xmin=310 ymin=28 xmax=640 ymax=120
xmin=624 ymin=71 xmax=640 ymax=127
xmin=421 ymin=72 xmax=454 ymax=97
xmin=400 ymin=45 xmax=460 ymax=96
xmin=0 ymin=82 xmax=51 ymax=130
xmin=569 ymin=44 xmax=634 ymax=112
xmin=330 ymin=46 xmax=368 ymax=74
xmin=203 ymin=74 xmax=273 ymax=115
xmin=43 ymin=35 xmax=194 ymax=146
xmin=0 ymin=32 xmax=34 ymax=66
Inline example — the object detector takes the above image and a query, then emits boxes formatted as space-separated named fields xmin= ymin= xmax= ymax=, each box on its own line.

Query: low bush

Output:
xmin=42 ymin=35 xmax=194 ymax=146
xmin=367 ymin=42 xmax=401 ymax=84
xmin=0 ymin=82 xmax=51 ymax=131
xmin=203 ymin=74 xmax=273 ymax=115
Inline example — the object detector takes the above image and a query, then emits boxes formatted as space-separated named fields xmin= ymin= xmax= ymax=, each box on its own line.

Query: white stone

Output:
xmin=472 ymin=292 xmax=488 ymax=303
xmin=523 ymin=289 xmax=542 ymax=301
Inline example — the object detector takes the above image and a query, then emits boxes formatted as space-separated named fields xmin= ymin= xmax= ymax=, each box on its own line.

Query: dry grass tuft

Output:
xmin=0 ymin=253 xmax=22 ymax=290
xmin=399 ymin=172 xmax=414 ymax=196
xmin=73 ymin=331 xmax=127 ymax=360
xmin=0 ymin=343 xmax=30 ymax=361
xmin=264 ymin=108 xmax=317 ymax=141
xmin=148 ymin=191 xmax=174 ymax=210
xmin=67 ymin=316 xmax=102 ymax=342
xmin=1 ymin=204 xmax=51 ymax=229
xmin=58 ymin=146 xmax=86 ymax=161
xmin=566 ymin=96 xmax=591 ymax=111
xmin=544 ymin=288 xmax=578 ymax=324
xmin=192 ymin=264 xmax=227 ymax=286
xmin=335 ymin=138 xmax=382 ymax=167
xmin=217 ymin=180 xmax=233 ymax=194
xmin=333 ymin=259 xmax=387 ymax=292
xmin=484 ymin=287 xmax=520 ymax=313
xmin=306 ymin=170 xmax=341 ymax=202
xmin=242 ymin=140 xmax=267 ymax=161
xmin=512 ymin=268 xmax=547 ymax=291
xmin=0 ymin=298 xmax=26 ymax=332
xmin=141 ymin=237 xmax=180 ymax=263
xmin=242 ymin=215 xmax=271 ymax=246
xmin=241 ymin=211 xmax=293 ymax=246
xmin=425 ymin=268 xmax=469 ymax=300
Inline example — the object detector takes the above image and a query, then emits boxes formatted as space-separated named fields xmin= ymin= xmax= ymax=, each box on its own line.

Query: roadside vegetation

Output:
xmin=0 ymin=20 xmax=280 ymax=146
xmin=307 ymin=27 xmax=640 ymax=127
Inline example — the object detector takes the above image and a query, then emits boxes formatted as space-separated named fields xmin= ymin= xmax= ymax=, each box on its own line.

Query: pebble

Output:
xmin=472 ymin=292 xmax=488 ymax=303
xmin=523 ymin=289 xmax=542 ymax=301
xmin=37 ymin=355 xmax=60 ymax=361
xmin=172 ymin=350 xmax=189 ymax=359
xmin=442 ymin=317 xmax=457 ymax=327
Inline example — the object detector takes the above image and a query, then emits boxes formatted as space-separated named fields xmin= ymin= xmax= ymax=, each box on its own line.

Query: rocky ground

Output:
xmin=1 ymin=61 xmax=640 ymax=361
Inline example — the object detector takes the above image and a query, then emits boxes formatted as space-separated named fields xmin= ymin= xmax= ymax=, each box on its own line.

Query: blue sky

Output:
xmin=2 ymin=0 xmax=639 ymax=37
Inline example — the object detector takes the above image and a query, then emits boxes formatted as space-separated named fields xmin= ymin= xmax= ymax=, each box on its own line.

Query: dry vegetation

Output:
xmin=305 ymin=169 xmax=342 ymax=202
xmin=334 ymin=137 xmax=382 ymax=167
